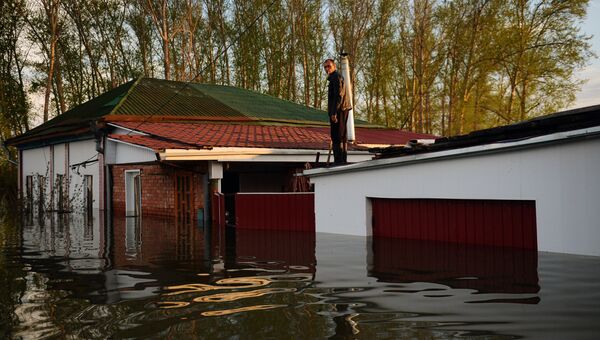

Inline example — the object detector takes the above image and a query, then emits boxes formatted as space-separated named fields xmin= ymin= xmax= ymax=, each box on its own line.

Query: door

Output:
xmin=175 ymin=174 xmax=194 ymax=225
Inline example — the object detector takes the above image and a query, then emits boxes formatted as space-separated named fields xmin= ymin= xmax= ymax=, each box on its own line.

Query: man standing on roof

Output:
xmin=324 ymin=58 xmax=352 ymax=164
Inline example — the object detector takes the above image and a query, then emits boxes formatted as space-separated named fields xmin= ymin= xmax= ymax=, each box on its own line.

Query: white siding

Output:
xmin=68 ymin=140 xmax=101 ymax=209
xmin=53 ymin=144 xmax=65 ymax=175
xmin=22 ymin=146 xmax=52 ymax=178
xmin=105 ymin=139 xmax=155 ymax=165
xmin=310 ymin=137 xmax=600 ymax=256
xmin=22 ymin=146 xmax=51 ymax=210
xmin=21 ymin=139 xmax=101 ymax=210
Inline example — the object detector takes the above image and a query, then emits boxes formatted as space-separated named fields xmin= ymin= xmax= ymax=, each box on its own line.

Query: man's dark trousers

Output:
xmin=330 ymin=109 xmax=349 ymax=164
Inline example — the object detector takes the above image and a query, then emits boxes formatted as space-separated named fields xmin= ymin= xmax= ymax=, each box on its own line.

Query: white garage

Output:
xmin=306 ymin=106 xmax=600 ymax=256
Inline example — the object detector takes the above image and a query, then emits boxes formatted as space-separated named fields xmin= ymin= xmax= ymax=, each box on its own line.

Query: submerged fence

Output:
xmin=235 ymin=193 xmax=315 ymax=231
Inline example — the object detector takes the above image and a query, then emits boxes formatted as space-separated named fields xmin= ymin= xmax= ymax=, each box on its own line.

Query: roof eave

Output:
xmin=159 ymin=147 xmax=372 ymax=163
xmin=5 ymin=125 xmax=95 ymax=148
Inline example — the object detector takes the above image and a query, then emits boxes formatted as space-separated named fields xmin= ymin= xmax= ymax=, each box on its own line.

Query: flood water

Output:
xmin=1 ymin=212 xmax=600 ymax=339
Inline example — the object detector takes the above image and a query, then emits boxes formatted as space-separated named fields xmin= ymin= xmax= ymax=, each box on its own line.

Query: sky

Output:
xmin=572 ymin=0 xmax=600 ymax=108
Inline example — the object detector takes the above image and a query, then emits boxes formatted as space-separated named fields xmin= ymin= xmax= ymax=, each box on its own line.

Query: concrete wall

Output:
xmin=21 ymin=139 xmax=101 ymax=210
xmin=310 ymin=137 xmax=600 ymax=256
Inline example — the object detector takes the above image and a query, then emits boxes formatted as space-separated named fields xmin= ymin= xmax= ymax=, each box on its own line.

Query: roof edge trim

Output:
xmin=107 ymin=137 xmax=157 ymax=153
xmin=107 ymin=123 xmax=148 ymax=136
xmin=306 ymin=125 xmax=600 ymax=177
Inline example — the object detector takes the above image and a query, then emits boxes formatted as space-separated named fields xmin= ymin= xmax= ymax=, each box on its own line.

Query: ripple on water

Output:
xmin=2 ymin=215 xmax=600 ymax=339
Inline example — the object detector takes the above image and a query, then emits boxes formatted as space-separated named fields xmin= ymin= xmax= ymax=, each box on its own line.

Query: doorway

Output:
xmin=125 ymin=170 xmax=141 ymax=217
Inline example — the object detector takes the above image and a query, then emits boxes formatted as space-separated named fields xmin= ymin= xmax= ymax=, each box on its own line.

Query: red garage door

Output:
xmin=371 ymin=198 xmax=537 ymax=250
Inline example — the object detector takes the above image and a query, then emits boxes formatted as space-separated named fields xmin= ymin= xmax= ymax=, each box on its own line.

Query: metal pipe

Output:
xmin=339 ymin=54 xmax=356 ymax=142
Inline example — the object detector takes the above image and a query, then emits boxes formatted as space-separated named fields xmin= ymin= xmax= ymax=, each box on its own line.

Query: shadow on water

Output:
xmin=1 ymin=210 xmax=600 ymax=338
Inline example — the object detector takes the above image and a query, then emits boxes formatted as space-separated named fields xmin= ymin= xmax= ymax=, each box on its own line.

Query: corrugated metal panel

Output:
xmin=114 ymin=78 xmax=247 ymax=119
xmin=193 ymin=83 xmax=331 ymax=123
xmin=371 ymin=198 xmax=537 ymax=249
xmin=235 ymin=193 xmax=315 ymax=231
xmin=7 ymin=80 xmax=135 ymax=146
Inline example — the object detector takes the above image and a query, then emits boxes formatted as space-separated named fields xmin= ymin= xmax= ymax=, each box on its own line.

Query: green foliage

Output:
xmin=0 ymin=159 xmax=18 ymax=220
xmin=0 ymin=0 xmax=594 ymax=140
xmin=0 ymin=0 xmax=29 ymax=138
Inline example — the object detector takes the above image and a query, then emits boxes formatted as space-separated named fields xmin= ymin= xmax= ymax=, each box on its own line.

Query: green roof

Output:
xmin=7 ymin=80 xmax=136 ymax=145
xmin=7 ymin=77 xmax=374 ymax=146
xmin=112 ymin=78 xmax=245 ymax=119
xmin=191 ymin=83 xmax=330 ymax=123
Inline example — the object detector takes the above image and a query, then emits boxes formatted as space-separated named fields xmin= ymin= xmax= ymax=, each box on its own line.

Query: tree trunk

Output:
xmin=54 ymin=51 xmax=66 ymax=114
xmin=43 ymin=0 xmax=59 ymax=122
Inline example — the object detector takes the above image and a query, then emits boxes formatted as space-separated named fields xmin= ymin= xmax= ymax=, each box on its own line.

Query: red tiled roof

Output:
xmin=109 ymin=122 xmax=436 ymax=151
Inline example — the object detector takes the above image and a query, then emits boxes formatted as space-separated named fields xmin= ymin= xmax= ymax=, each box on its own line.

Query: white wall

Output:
xmin=22 ymin=139 xmax=101 ymax=210
xmin=22 ymin=146 xmax=51 ymax=211
xmin=310 ymin=138 xmax=600 ymax=256
xmin=105 ymin=139 xmax=155 ymax=165
xmin=53 ymin=144 xmax=65 ymax=175
xmin=69 ymin=139 xmax=101 ymax=209
xmin=22 ymin=146 xmax=51 ymax=178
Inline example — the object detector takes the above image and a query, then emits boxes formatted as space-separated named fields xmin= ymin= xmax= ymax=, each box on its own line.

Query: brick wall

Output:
xmin=111 ymin=163 xmax=205 ymax=218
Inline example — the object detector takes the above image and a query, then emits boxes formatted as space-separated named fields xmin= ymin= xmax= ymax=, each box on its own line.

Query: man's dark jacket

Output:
xmin=327 ymin=71 xmax=352 ymax=118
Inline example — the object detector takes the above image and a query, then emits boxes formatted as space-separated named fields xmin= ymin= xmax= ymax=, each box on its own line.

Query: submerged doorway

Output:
xmin=125 ymin=170 xmax=141 ymax=217
xmin=175 ymin=174 xmax=194 ymax=226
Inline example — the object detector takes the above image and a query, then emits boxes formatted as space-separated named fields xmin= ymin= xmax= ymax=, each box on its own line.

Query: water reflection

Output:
xmin=112 ymin=214 xmax=207 ymax=271
xmin=2 ymin=212 xmax=600 ymax=339
xmin=235 ymin=229 xmax=316 ymax=276
xmin=368 ymin=237 xmax=540 ymax=297
xmin=200 ymin=304 xmax=286 ymax=317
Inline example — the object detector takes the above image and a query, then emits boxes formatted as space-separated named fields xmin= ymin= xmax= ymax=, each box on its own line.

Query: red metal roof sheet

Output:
xmin=109 ymin=122 xmax=435 ymax=151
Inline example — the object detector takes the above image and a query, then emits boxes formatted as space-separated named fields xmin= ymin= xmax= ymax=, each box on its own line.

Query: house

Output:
xmin=305 ymin=105 xmax=600 ymax=256
xmin=6 ymin=78 xmax=432 ymax=224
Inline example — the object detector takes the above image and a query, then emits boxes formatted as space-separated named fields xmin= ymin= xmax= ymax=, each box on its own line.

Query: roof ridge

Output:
xmin=108 ymin=76 xmax=143 ymax=116
xmin=190 ymin=82 xmax=248 ymax=119
xmin=194 ymin=82 xmax=325 ymax=114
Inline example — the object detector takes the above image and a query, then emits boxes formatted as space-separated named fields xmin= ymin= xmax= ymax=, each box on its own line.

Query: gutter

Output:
xmin=160 ymin=147 xmax=371 ymax=161
xmin=305 ymin=125 xmax=600 ymax=177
